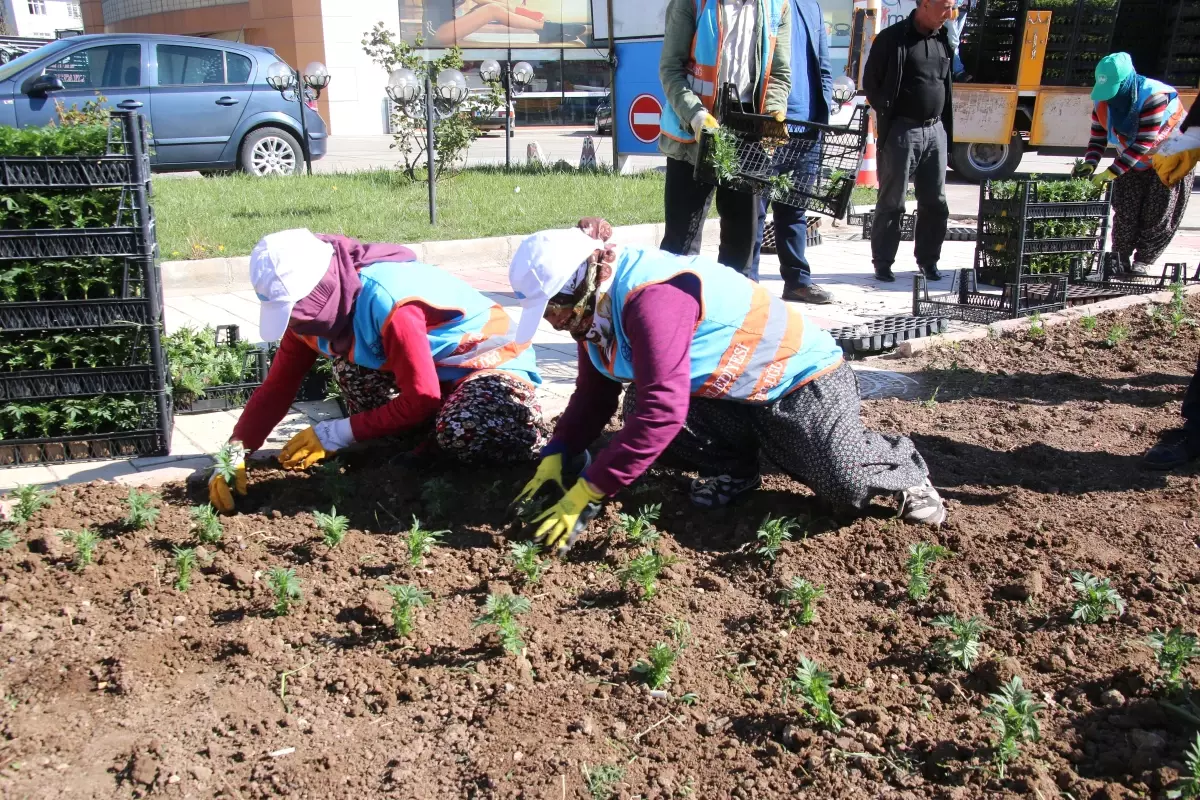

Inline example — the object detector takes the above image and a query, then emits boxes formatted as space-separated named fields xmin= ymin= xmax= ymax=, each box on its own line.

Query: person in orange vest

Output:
xmin=1072 ymin=52 xmax=1188 ymax=276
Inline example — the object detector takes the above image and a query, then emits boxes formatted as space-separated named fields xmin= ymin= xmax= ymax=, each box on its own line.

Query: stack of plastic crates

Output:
xmin=1113 ymin=0 xmax=1169 ymax=77
xmin=1031 ymin=0 xmax=1122 ymax=86
xmin=172 ymin=325 xmax=272 ymax=415
xmin=694 ymin=84 xmax=868 ymax=220
xmin=0 ymin=111 xmax=171 ymax=466
xmin=1161 ymin=0 xmax=1200 ymax=88
xmin=975 ymin=173 xmax=1112 ymax=290
xmin=913 ymin=269 xmax=1069 ymax=324
xmin=957 ymin=0 xmax=1026 ymax=84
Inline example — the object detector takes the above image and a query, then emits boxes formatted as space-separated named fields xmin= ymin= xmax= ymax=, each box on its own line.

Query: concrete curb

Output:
xmin=161 ymin=219 xmax=722 ymax=293
xmin=896 ymin=282 xmax=1200 ymax=357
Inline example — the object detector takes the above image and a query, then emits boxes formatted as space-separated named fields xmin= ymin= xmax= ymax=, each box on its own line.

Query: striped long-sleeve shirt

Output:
xmin=1085 ymin=92 xmax=1172 ymax=175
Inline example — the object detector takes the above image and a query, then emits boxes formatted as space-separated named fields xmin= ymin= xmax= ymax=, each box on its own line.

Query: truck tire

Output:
xmin=240 ymin=127 xmax=303 ymax=176
xmin=951 ymin=135 xmax=1023 ymax=182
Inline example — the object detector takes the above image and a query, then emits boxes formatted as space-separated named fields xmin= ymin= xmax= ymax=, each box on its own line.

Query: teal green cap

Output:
xmin=1092 ymin=52 xmax=1134 ymax=102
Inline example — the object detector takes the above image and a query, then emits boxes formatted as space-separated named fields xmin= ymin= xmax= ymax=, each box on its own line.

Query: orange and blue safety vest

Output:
xmin=660 ymin=0 xmax=786 ymax=144
xmin=585 ymin=247 xmax=842 ymax=403
xmin=301 ymin=262 xmax=541 ymax=386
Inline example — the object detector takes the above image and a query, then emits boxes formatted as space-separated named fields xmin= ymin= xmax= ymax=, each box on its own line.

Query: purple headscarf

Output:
xmin=289 ymin=234 xmax=417 ymax=356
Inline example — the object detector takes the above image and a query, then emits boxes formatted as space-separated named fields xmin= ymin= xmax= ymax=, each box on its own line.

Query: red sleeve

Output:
xmin=346 ymin=303 xmax=444 ymax=441
xmin=583 ymin=280 xmax=700 ymax=496
xmin=546 ymin=340 xmax=624 ymax=457
xmin=232 ymin=329 xmax=317 ymax=452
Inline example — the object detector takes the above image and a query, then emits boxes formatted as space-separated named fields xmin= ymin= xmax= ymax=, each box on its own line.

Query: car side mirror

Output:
xmin=24 ymin=74 xmax=66 ymax=97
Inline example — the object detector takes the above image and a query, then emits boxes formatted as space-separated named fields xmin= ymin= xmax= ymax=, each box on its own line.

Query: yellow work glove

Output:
xmin=278 ymin=419 xmax=355 ymax=470
xmin=1153 ymin=150 xmax=1200 ymax=187
xmin=1092 ymin=167 xmax=1118 ymax=185
xmin=772 ymin=110 xmax=786 ymax=122
xmin=509 ymin=452 xmax=565 ymax=518
xmin=531 ymin=478 xmax=605 ymax=556
xmin=208 ymin=442 xmax=247 ymax=514
xmin=1071 ymin=160 xmax=1095 ymax=179
xmin=700 ymin=113 xmax=719 ymax=130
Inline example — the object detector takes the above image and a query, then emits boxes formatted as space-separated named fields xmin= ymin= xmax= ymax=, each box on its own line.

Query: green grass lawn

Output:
xmin=154 ymin=167 xmax=670 ymax=259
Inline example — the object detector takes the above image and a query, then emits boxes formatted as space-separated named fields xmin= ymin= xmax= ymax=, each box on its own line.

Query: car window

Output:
xmin=0 ymin=39 xmax=73 ymax=83
xmin=45 ymin=44 xmax=141 ymax=89
xmin=157 ymin=44 xmax=225 ymax=86
xmin=226 ymin=51 xmax=252 ymax=84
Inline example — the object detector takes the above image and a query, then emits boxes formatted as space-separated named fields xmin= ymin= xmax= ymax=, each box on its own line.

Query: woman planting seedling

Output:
xmin=208 ymin=229 xmax=546 ymax=513
xmin=507 ymin=219 xmax=945 ymax=555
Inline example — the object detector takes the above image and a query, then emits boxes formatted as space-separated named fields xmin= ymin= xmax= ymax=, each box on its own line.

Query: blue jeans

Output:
xmin=753 ymin=196 xmax=812 ymax=288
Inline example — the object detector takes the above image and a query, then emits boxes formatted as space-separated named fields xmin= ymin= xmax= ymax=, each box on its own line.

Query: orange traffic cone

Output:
xmin=856 ymin=111 xmax=878 ymax=189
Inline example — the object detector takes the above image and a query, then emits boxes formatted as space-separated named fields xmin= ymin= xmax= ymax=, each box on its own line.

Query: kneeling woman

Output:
xmin=509 ymin=219 xmax=944 ymax=553
xmin=209 ymin=229 xmax=544 ymax=512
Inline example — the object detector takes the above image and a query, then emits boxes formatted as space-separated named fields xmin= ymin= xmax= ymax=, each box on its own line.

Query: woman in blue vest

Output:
xmin=506 ymin=219 xmax=945 ymax=554
xmin=1072 ymin=52 xmax=1188 ymax=276
xmin=208 ymin=229 xmax=545 ymax=513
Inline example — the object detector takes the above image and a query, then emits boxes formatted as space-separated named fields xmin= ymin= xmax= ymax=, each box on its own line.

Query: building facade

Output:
xmin=4 ymin=0 xmax=83 ymax=38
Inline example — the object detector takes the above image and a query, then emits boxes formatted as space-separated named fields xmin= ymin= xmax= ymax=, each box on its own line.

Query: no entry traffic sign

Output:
xmin=628 ymin=94 xmax=663 ymax=144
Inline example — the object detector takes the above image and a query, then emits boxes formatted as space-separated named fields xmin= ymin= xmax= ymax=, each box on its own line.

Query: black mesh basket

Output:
xmin=694 ymin=86 xmax=868 ymax=219
xmin=913 ymin=269 xmax=1069 ymax=324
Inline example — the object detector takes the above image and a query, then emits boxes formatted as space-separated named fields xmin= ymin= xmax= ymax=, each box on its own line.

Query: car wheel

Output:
xmin=951 ymin=135 xmax=1023 ymax=182
xmin=241 ymin=127 xmax=303 ymax=177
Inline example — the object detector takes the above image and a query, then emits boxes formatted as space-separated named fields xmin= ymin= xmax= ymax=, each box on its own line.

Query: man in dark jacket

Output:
xmin=862 ymin=0 xmax=956 ymax=283
xmin=752 ymin=0 xmax=835 ymax=303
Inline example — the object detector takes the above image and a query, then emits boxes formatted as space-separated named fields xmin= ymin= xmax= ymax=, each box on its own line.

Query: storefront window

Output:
xmin=455 ymin=48 xmax=608 ymax=126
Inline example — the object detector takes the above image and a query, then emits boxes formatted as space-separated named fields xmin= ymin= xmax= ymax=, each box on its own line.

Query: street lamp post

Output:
xmin=479 ymin=59 xmax=533 ymax=169
xmin=266 ymin=60 xmax=331 ymax=176
xmin=387 ymin=65 xmax=470 ymax=224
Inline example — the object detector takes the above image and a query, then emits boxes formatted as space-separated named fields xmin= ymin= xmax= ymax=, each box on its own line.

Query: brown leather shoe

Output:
xmin=781 ymin=284 xmax=834 ymax=304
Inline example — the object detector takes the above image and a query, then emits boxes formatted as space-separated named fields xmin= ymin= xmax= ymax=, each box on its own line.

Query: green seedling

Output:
xmin=983 ymin=676 xmax=1043 ymax=779
xmin=173 ymin=546 xmax=197 ymax=591
xmin=59 ymin=528 xmax=98 ymax=571
xmin=313 ymin=506 xmax=349 ymax=548
xmin=633 ymin=619 xmax=690 ymax=689
xmin=1104 ymin=323 xmax=1130 ymax=348
xmin=786 ymin=656 xmax=843 ymax=731
xmin=921 ymin=387 xmax=940 ymax=410
xmin=421 ymin=477 xmax=455 ymax=518
xmin=768 ymin=172 xmax=795 ymax=202
xmin=1080 ymin=315 xmax=1098 ymax=332
xmin=508 ymin=541 xmax=547 ymax=586
xmin=930 ymin=614 xmax=988 ymax=671
xmin=1070 ymin=570 xmax=1125 ymax=623
xmin=778 ymin=577 xmax=824 ymax=626
xmin=1167 ymin=732 xmax=1200 ymax=799
xmin=10 ymin=484 xmax=52 ymax=524
xmin=268 ymin=566 xmax=301 ymax=616
xmin=473 ymin=592 xmax=531 ymax=656
xmin=706 ymin=125 xmax=739 ymax=184
xmin=385 ymin=584 xmax=431 ymax=638
xmin=1027 ymin=312 xmax=1045 ymax=339
xmin=581 ymin=763 xmax=625 ymax=800
xmin=212 ymin=441 xmax=243 ymax=484
xmin=405 ymin=516 xmax=447 ymax=568
xmin=905 ymin=542 xmax=950 ymax=601
xmin=189 ymin=504 xmax=223 ymax=544
xmin=614 ymin=503 xmax=661 ymax=546
xmin=123 ymin=488 xmax=160 ymax=530
xmin=1146 ymin=627 xmax=1200 ymax=691
xmin=756 ymin=515 xmax=799 ymax=562
xmin=0 ymin=528 xmax=17 ymax=550
xmin=617 ymin=549 xmax=676 ymax=600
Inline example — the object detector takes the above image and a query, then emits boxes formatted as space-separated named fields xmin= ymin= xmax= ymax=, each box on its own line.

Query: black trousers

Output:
xmin=661 ymin=156 xmax=758 ymax=279
xmin=871 ymin=118 xmax=949 ymax=268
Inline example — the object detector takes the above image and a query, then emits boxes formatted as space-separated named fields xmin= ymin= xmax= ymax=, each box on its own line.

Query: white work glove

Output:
xmin=1157 ymin=127 xmax=1200 ymax=157
xmin=315 ymin=417 xmax=356 ymax=451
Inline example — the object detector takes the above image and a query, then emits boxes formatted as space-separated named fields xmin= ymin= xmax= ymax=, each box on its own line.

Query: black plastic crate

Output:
xmin=1031 ymin=0 xmax=1121 ymax=86
xmin=976 ymin=249 xmax=1103 ymax=285
xmin=958 ymin=0 xmax=1027 ymax=83
xmin=695 ymin=87 xmax=867 ymax=219
xmin=0 ymin=111 xmax=149 ymax=189
xmin=0 ymin=365 xmax=160 ymax=402
xmin=0 ymin=223 xmax=155 ymax=261
xmin=863 ymin=211 xmax=916 ymax=240
xmin=0 ymin=297 xmax=158 ymax=331
xmin=0 ymin=391 xmax=172 ymax=467
xmin=760 ymin=218 xmax=822 ymax=254
xmin=914 ymin=269 xmax=1068 ymax=324
xmin=829 ymin=315 xmax=949 ymax=356
xmin=173 ymin=325 xmax=271 ymax=415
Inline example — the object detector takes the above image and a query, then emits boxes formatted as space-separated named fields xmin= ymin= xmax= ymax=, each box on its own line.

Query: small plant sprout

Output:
xmin=473 ymin=592 xmax=532 ymax=656
xmin=1027 ymin=312 xmax=1045 ymax=339
xmin=905 ymin=542 xmax=951 ymax=601
xmin=0 ymin=528 xmax=17 ymax=550
xmin=1167 ymin=732 xmax=1200 ymax=799
xmin=786 ymin=656 xmax=843 ymax=731
xmin=10 ymin=484 xmax=52 ymax=524
xmin=1080 ymin=314 xmax=1098 ymax=332
xmin=983 ymin=676 xmax=1043 ymax=779
xmin=59 ymin=528 xmax=99 ymax=571
xmin=313 ymin=506 xmax=349 ymax=548
xmin=1146 ymin=627 xmax=1200 ymax=691
xmin=189 ymin=504 xmax=223 ymax=544
xmin=268 ymin=566 xmax=301 ymax=616
xmin=581 ymin=763 xmax=625 ymax=800
xmin=1070 ymin=570 xmax=1125 ymax=623
xmin=778 ymin=577 xmax=824 ymax=626
xmin=508 ymin=541 xmax=547 ymax=585
xmin=385 ymin=584 xmax=431 ymax=638
xmin=617 ymin=549 xmax=676 ymax=600
xmin=212 ymin=441 xmax=243 ymax=484
xmin=633 ymin=619 xmax=690 ymax=689
xmin=405 ymin=516 xmax=447 ymax=568
xmin=123 ymin=488 xmax=160 ymax=530
xmin=173 ymin=546 xmax=197 ymax=591
xmin=930 ymin=615 xmax=988 ymax=671
xmin=421 ymin=477 xmax=455 ymax=518
xmin=1104 ymin=323 xmax=1130 ymax=348
xmin=756 ymin=515 xmax=800 ymax=561
xmin=921 ymin=387 xmax=940 ymax=410
xmin=615 ymin=503 xmax=661 ymax=546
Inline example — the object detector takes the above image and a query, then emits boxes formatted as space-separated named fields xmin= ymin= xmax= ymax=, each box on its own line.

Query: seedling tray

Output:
xmin=829 ymin=315 xmax=949 ymax=356
xmin=760 ymin=218 xmax=822 ymax=254
xmin=0 ymin=225 xmax=155 ymax=261
xmin=0 ymin=392 xmax=172 ymax=467
xmin=0 ymin=111 xmax=150 ymax=189
xmin=0 ymin=297 xmax=158 ymax=331
xmin=862 ymin=211 xmax=977 ymax=241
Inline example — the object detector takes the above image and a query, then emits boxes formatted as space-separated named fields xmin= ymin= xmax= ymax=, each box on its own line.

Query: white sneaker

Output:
xmin=899 ymin=480 xmax=947 ymax=526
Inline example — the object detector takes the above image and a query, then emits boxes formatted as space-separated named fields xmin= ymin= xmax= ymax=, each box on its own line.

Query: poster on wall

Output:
xmin=399 ymin=0 xmax=595 ymax=47
xmin=593 ymin=0 xmax=862 ymax=43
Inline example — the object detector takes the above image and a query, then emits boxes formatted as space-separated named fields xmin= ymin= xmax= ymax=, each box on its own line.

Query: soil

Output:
xmin=3 ymin=298 xmax=1200 ymax=800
